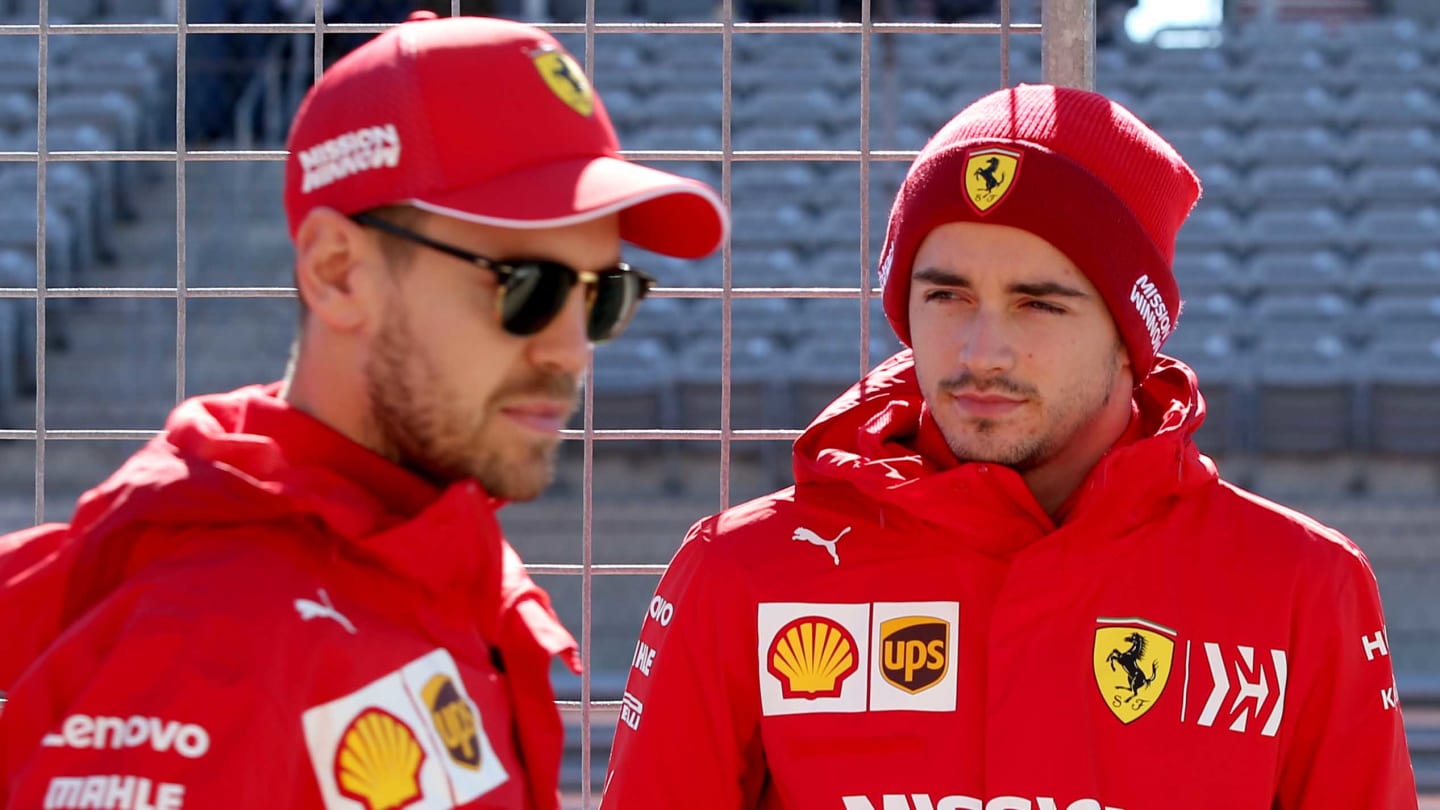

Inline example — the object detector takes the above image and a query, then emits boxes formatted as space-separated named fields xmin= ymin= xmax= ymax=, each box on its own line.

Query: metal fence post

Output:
xmin=1042 ymin=0 xmax=1095 ymax=90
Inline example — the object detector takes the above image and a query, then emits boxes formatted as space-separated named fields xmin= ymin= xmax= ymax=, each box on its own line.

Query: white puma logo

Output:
xmin=791 ymin=526 xmax=850 ymax=566
xmin=294 ymin=588 xmax=357 ymax=635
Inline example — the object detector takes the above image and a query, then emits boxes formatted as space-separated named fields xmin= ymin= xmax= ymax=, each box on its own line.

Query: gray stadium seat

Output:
xmin=1351 ymin=164 xmax=1440 ymax=206
xmin=673 ymin=336 xmax=788 ymax=430
xmin=1156 ymin=126 xmax=1239 ymax=168
xmin=1190 ymin=162 xmax=1244 ymax=209
xmin=786 ymin=336 xmax=869 ymax=428
xmin=1174 ymin=249 xmax=1248 ymax=297
xmin=1345 ymin=126 xmax=1440 ymax=166
xmin=731 ymin=204 xmax=810 ymax=251
xmin=0 ymin=250 xmax=36 ymax=401
xmin=606 ymin=294 xmax=687 ymax=347
xmin=637 ymin=89 xmax=722 ymax=128
xmin=803 ymin=246 xmax=866 ymax=288
xmin=1343 ymin=87 xmax=1440 ymax=128
xmin=1360 ymin=322 xmax=1440 ymax=455
xmin=731 ymin=122 xmax=829 ymax=151
xmin=1336 ymin=47 xmax=1428 ymax=79
xmin=1251 ymin=319 xmax=1359 ymax=454
xmin=1352 ymin=205 xmax=1440 ymax=251
xmin=1238 ymin=128 xmax=1343 ymax=168
xmin=730 ymin=247 xmax=806 ymax=289
xmin=731 ymin=161 xmax=817 ymax=210
xmin=686 ymin=297 xmax=797 ymax=346
xmin=0 ymin=61 xmax=36 ymax=97
xmin=1248 ymin=249 xmax=1351 ymax=296
xmin=0 ymin=203 xmax=77 ymax=294
xmin=1137 ymin=87 xmax=1246 ymax=130
xmin=6 ymin=0 xmax=99 ymax=19
xmin=1244 ymin=86 xmax=1346 ymax=128
xmin=1245 ymin=205 xmax=1350 ymax=254
xmin=621 ymin=122 xmax=721 ymax=151
xmin=735 ymin=87 xmax=856 ymax=132
xmin=98 ymin=0 xmax=170 ymax=21
xmin=1354 ymin=248 xmax=1440 ymax=296
xmin=638 ymin=0 xmax=714 ymax=22
xmin=592 ymin=39 xmax=646 ymax=77
xmin=586 ymin=336 xmax=678 ymax=431
xmin=0 ymin=163 xmax=106 ymax=271
xmin=1232 ymin=44 xmax=1331 ymax=79
xmin=0 ymin=90 xmax=33 ymax=132
xmin=1174 ymin=203 xmax=1242 ymax=254
xmin=1242 ymin=164 xmax=1343 ymax=207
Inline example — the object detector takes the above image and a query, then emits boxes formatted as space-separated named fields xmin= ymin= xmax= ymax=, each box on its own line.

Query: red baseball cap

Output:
xmin=284 ymin=12 xmax=728 ymax=259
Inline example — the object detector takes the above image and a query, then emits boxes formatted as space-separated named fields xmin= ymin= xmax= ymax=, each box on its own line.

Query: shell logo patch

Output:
xmin=1093 ymin=617 xmax=1177 ymax=725
xmin=302 ymin=648 xmax=510 ymax=809
xmin=879 ymin=616 xmax=949 ymax=694
xmin=334 ymin=708 xmax=425 ymax=810
xmin=532 ymin=48 xmax=594 ymax=117
xmin=964 ymin=146 xmax=1022 ymax=214
xmin=768 ymin=616 xmax=860 ymax=699
xmin=422 ymin=674 xmax=481 ymax=771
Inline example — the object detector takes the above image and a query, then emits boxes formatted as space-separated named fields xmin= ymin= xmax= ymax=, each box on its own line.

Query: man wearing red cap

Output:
xmin=0 ymin=14 xmax=726 ymax=810
xmin=603 ymin=85 xmax=1416 ymax=809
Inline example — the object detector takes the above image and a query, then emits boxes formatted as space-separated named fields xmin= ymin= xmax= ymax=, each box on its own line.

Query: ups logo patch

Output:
xmin=879 ymin=616 xmax=948 ymax=694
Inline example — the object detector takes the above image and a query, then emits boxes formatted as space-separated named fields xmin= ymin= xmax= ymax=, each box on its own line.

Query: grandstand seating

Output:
xmin=2 ymin=7 xmax=1439 ymax=462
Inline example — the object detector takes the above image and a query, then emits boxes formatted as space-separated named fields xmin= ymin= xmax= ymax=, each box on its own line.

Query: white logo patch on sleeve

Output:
xmin=301 ymin=649 xmax=508 ymax=809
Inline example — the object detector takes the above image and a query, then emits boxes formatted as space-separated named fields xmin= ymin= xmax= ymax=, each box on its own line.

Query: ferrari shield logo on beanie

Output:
xmin=964 ymin=147 xmax=1021 ymax=213
xmin=879 ymin=84 xmax=1202 ymax=381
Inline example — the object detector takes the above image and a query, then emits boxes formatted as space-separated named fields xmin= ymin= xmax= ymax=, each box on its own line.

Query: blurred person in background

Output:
xmin=0 ymin=13 xmax=724 ymax=809
xmin=602 ymin=84 xmax=1416 ymax=809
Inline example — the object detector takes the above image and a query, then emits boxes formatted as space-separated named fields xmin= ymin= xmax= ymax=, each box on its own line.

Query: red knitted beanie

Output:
xmin=878 ymin=84 xmax=1202 ymax=381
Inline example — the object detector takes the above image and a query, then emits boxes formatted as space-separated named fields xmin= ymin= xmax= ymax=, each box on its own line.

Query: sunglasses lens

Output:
xmin=501 ymin=264 xmax=572 ymax=336
xmin=587 ymin=272 xmax=648 ymax=342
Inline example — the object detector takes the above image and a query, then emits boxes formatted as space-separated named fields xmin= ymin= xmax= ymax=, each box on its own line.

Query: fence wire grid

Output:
xmin=0 ymin=0 xmax=1095 ymax=804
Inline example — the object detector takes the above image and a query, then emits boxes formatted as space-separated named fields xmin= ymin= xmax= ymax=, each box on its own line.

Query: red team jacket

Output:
xmin=603 ymin=353 xmax=1418 ymax=810
xmin=0 ymin=385 xmax=580 ymax=810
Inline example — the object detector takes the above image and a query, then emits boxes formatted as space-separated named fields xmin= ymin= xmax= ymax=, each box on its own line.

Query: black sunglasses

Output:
xmin=351 ymin=212 xmax=655 ymax=343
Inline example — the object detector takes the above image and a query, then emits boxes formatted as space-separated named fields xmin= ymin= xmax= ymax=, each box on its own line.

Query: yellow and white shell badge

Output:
xmin=758 ymin=603 xmax=870 ymax=716
xmin=302 ymin=649 xmax=509 ymax=809
xmin=964 ymin=146 xmax=1022 ymax=214
xmin=334 ymin=708 xmax=425 ymax=810
xmin=1093 ymin=617 xmax=1177 ymax=724
xmin=532 ymin=47 xmax=594 ymax=117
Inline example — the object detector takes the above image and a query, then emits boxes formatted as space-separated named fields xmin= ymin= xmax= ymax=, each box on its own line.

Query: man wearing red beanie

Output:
xmin=604 ymin=85 xmax=1417 ymax=809
xmin=0 ymin=14 xmax=726 ymax=810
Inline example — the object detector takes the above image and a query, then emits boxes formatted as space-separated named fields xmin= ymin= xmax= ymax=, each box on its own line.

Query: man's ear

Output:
xmin=294 ymin=207 xmax=388 ymax=335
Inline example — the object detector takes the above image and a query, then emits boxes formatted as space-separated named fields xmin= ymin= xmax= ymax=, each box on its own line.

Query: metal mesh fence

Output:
xmin=0 ymin=0 xmax=1092 ymax=804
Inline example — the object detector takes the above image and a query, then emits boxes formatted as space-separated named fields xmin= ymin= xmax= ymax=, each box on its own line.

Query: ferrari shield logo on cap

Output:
xmin=1093 ymin=617 xmax=1177 ymax=724
xmin=532 ymin=48 xmax=594 ymax=117
xmin=964 ymin=146 xmax=1022 ymax=214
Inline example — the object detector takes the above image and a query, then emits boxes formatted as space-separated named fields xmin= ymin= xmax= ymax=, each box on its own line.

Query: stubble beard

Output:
xmin=936 ymin=352 xmax=1119 ymax=473
xmin=365 ymin=303 xmax=577 ymax=502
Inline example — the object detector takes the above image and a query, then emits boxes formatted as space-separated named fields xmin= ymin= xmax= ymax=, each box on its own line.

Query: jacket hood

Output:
xmin=0 ymin=384 xmax=580 ymax=687
xmin=791 ymin=351 xmax=1218 ymax=548
xmin=70 ymin=383 xmax=443 ymax=547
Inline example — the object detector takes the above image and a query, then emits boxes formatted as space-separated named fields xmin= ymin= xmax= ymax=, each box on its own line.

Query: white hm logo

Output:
xmin=792 ymin=526 xmax=850 ymax=566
